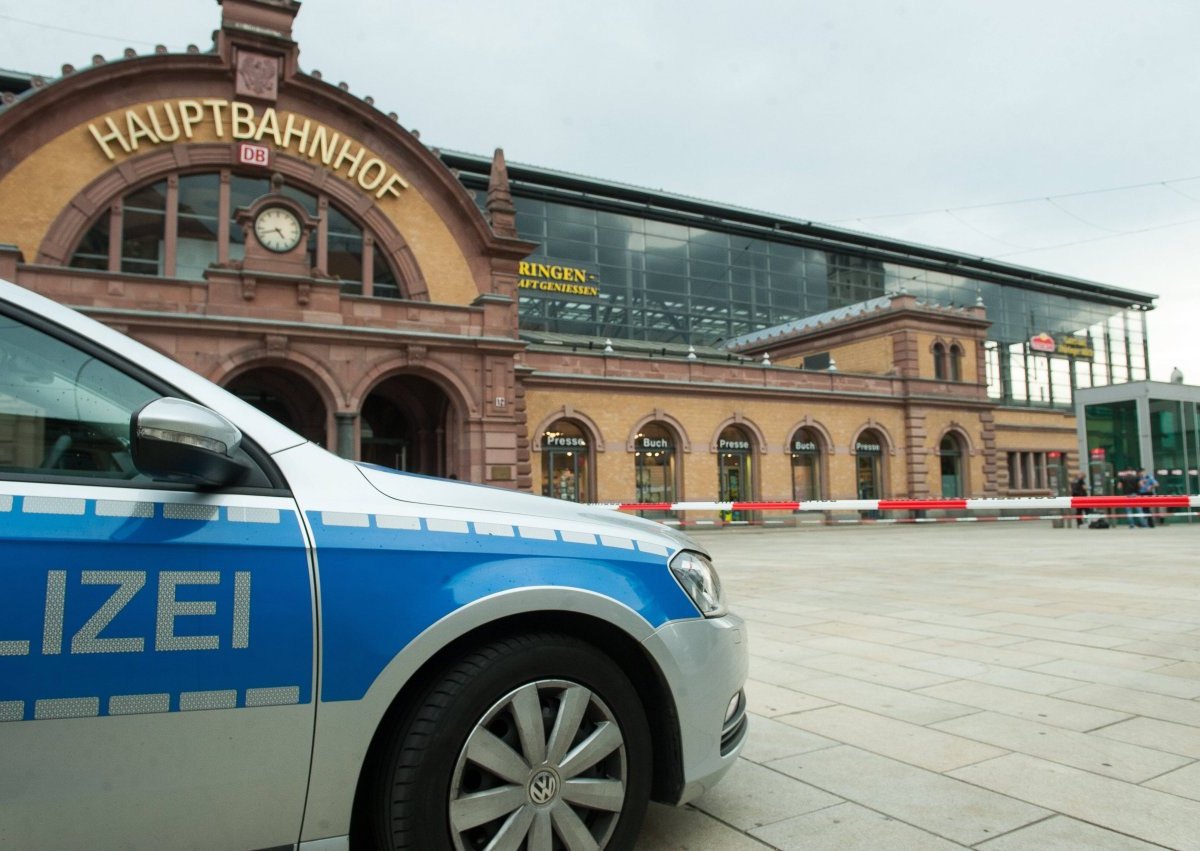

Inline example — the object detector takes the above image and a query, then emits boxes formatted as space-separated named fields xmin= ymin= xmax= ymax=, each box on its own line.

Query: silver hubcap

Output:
xmin=449 ymin=679 xmax=627 ymax=851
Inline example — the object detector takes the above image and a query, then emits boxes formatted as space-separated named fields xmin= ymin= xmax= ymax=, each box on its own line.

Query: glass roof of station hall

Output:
xmin=440 ymin=149 xmax=1157 ymax=310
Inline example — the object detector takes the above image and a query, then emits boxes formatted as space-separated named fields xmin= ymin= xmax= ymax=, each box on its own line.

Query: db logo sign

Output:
xmin=237 ymin=142 xmax=271 ymax=167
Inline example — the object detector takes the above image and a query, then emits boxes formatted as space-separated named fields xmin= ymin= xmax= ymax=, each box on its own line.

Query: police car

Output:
xmin=0 ymin=277 xmax=748 ymax=851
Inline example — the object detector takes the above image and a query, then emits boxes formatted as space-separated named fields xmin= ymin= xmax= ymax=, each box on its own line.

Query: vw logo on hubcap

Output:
xmin=528 ymin=769 xmax=559 ymax=805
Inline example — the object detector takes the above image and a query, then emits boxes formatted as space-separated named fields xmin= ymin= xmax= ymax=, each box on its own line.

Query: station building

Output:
xmin=0 ymin=0 xmax=1157 ymax=510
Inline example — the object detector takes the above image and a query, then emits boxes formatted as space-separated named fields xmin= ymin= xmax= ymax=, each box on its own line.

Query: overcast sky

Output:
xmin=3 ymin=0 xmax=1197 ymax=381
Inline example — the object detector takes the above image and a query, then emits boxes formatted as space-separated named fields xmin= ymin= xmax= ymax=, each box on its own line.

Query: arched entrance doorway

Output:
xmin=854 ymin=430 xmax=886 ymax=500
xmin=789 ymin=426 xmax=824 ymax=501
xmin=940 ymin=433 xmax=966 ymax=497
xmin=717 ymin=425 xmax=754 ymax=521
xmin=634 ymin=422 xmax=679 ymax=505
xmin=541 ymin=419 xmax=592 ymax=502
xmin=361 ymin=375 xmax=457 ymax=476
xmin=225 ymin=367 xmax=327 ymax=447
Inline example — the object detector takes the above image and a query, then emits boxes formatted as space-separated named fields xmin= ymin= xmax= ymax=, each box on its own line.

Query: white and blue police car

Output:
xmin=0 ymin=277 xmax=748 ymax=851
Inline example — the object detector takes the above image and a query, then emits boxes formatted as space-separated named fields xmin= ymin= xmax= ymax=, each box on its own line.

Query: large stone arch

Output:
xmin=348 ymin=360 xmax=475 ymax=476
xmin=216 ymin=351 xmax=341 ymax=450
xmin=349 ymin=356 xmax=475 ymax=422
xmin=209 ymin=344 xmax=344 ymax=413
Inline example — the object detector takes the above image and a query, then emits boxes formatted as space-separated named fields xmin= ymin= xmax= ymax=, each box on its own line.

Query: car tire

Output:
xmin=368 ymin=631 xmax=652 ymax=850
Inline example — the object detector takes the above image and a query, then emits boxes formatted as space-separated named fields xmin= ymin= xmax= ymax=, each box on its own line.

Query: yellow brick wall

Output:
xmin=827 ymin=336 xmax=894 ymax=374
xmin=992 ymin=409 xmax=1077 ymax=453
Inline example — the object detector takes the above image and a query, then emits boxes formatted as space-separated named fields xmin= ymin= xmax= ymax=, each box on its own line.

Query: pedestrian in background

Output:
xmin=1071 ymin=473 xmax=1088 ymax=527
xmin=1138 ymin=468 xmax=1159 ymax=528
xmin=1119 ymin=468 xmax=1146 ymax=528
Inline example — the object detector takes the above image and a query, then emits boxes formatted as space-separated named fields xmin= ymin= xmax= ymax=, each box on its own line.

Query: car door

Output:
xmin=0 ymin=306 xmax=316 ymax=851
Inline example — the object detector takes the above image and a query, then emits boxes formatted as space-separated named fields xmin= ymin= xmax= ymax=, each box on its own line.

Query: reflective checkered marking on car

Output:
xmin=0 ymin=686 xmax=304 ymax=722
xmin=342 ymin=512 xmax=665 ymax=555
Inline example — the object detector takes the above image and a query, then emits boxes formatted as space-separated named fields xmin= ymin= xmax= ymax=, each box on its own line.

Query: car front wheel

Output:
xmin=369 ymin=632 xmax=652 ymax=851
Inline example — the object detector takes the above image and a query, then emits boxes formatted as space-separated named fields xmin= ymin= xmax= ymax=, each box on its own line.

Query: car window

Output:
xmin=0 ymin=312 xmax=162 ymax=480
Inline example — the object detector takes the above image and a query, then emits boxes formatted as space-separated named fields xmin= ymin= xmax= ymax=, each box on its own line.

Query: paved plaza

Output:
xmin=637 ymin=519 xmax=1200 ymax=850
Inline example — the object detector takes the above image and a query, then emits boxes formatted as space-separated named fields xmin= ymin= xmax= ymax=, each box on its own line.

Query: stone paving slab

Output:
xmin=780 ymin=705 xmax=1007 ymax=772
xmin=1144 ymin=762 xmax=1200 ymax=801
xmin=949 ymin=753 xmax=1200 ymax=850
xmin=931 ymin=710 xmax=1192 ymax=781
xmin=751 ymin=801 xmax=970 ymax=851
xmin=688 ymin=759 xmax=842 ymax=832
xmin=1093 ymin=716 xmax=1200 ymax=759
xmin=914 ymin=679 xmax=1132 ymax=731
xmin=974 ymin=815 xmax=1167 ymax=850
xmin=769 ymin=745 xmax=1050 ymax=844
xmin=635 ymin=523 xmax=1200 ymax=850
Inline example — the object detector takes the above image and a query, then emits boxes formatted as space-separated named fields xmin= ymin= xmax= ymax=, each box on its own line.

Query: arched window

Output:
xmin=633 ymin=422 xmax=679 ymax=505
xmin=854 ymin=429 xmax=886 ymax=500
xmin=933 ymin=342 xmax=948 ymax=380
xmin=68 ymin=171 xmax=401 ymax=296
xmin=542 ymin=419 xmax=593 ymax=502
xmin=949 ymin=344 xmax=964 ymax=382
xmin=789 ymin=426 xmax=824 ymax=501
xmin=939 ymin=433 xmax=966 ymax=497
xmin=716 ymin=425 xmax=754 ymax=519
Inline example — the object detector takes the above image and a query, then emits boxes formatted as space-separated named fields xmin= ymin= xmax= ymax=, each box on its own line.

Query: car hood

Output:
xmin=355 ymin=464 xmax=698 ymax=555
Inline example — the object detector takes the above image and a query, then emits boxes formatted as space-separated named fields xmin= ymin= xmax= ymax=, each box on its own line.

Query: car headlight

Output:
xmin=669 ymin=550 xmax=727 ymax=617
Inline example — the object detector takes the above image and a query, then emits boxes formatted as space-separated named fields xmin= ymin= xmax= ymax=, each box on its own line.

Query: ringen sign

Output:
xmin=86 ymin=100 xmax=410 ymax=199
xmin=517 ymin=262 xmax=600 ymax=297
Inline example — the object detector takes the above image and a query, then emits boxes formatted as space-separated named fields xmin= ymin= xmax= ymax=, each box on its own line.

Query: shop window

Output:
xmin=854 ymin=430 xmax=885 ymax=500
xmin=634 ymin=422 xmax=677 ymax=505
xmin=789 ymin=427 xmax=823 ymax=501
xmin=717 ymin=425 xmax=754 ymax=521
xmin=542 ymin=419 xmax=591 ymax=502
xmin=69 ymin=170 xmax=401 ymax=295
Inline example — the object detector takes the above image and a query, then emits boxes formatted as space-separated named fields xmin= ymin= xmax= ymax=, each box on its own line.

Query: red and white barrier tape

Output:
xmin=594 ymin=495 xmax=1200 ymax=513
xmin=657 ymin=510 xmax=1200 ymax=527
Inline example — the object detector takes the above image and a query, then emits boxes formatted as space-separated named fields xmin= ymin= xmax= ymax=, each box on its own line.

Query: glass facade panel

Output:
xmin=1150 ymin=399 xmax=1188 ymax=495
xmin=1085 ymin=400 xmax=1140 ymax=474
xmin=1186 ymin=403 xmax=1200 ymax=496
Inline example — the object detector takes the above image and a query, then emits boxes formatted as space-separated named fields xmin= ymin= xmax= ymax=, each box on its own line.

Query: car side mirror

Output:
xmin=131 ymin=397 xmax=251 ymax=488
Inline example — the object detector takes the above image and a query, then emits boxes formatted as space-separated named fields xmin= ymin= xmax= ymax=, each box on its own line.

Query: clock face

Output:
xmin=253 ymin=206 xmax=303 ymax=253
